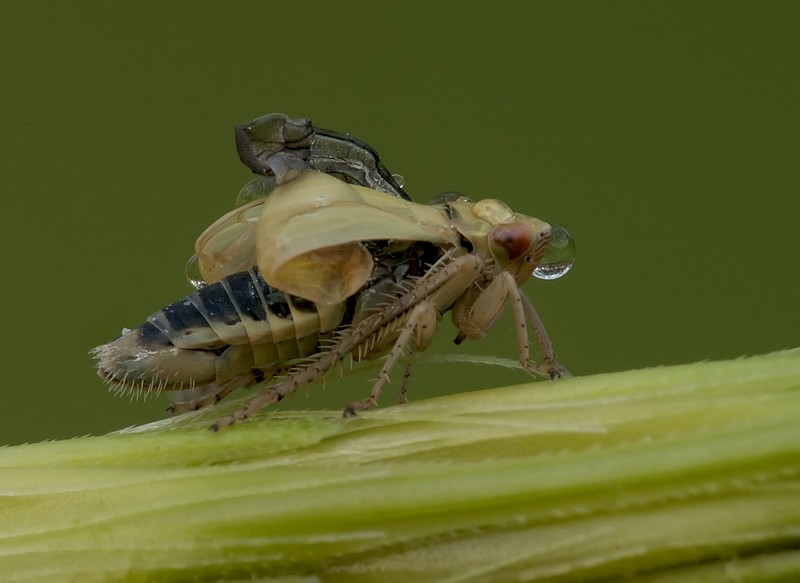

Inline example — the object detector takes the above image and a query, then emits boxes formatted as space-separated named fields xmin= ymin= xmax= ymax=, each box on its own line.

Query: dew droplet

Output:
xmin=534 ymin=225 xmax=575 ymax=280
xmin=391 ymin=173 xmax=405 ymax=189
xmin=185 ymin=254 xmax=207 ymax=289
xmin=235 ymin=175 xmax=275 ymax=207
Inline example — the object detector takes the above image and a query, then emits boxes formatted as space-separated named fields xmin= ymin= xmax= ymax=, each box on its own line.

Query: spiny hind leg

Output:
xmin=167 ymin=378 xmax=245 ymax=415
xmin=167 ymin=367 xmax=279 ymax=415
xmin=343 ymin=301 xmax=437 ymax=416
xmin=210 ymin=383 xmax=285 ymax=431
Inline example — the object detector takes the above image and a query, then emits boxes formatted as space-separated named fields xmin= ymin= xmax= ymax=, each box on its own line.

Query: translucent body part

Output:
xmin=191 ymin=199 xmax=263 ymax=286
xmin=255 ymin=171 xmax=460 ymax=305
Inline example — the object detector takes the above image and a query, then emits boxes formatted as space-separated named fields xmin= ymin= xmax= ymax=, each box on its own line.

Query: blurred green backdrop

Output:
xmin=0 ymin=2 xmax=797 ymax=444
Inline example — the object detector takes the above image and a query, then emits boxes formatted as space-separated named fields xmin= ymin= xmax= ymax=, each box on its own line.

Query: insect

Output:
xmin=94 ymin=113 xmax=574 ymax=431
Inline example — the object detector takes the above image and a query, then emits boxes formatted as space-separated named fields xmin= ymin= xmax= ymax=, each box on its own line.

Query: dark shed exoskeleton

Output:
xmin=234 ymin=112 xmax=410 ymax=199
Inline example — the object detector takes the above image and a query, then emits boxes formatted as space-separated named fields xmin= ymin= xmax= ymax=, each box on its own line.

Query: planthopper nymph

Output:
xmin=93 ymin=113 xmax=575 ymax=431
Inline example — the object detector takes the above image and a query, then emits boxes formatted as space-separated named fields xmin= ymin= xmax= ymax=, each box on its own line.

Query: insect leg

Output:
xmin=496 ymin=273 xmax=570 ymax=379
xmin=454 ymin=271 xmax=569 ymax=379
xmin=168 ymin=356 xmax=300 ymax=415
xmin=519 ymin=292 xmax=571 ymax=379
xmin=343 ymin=300 xmax=437 ymax=416
xmin=396 ymin=358 xmax=414 ymax=405
xmin=167 ymin=376 xmax=250 ymax=415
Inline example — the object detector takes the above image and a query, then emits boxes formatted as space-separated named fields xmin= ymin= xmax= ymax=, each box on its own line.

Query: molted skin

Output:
xmin=235 ymin=112 xmax=410 ymax=198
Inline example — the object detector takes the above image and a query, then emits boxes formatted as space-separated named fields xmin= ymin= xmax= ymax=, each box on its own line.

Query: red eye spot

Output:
xmin=489 ymin=222 xmax=533 ymax=261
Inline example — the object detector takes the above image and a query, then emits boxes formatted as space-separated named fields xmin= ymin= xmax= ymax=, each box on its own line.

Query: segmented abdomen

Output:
xmin=95 ymin=268 xmax=345 ymax=393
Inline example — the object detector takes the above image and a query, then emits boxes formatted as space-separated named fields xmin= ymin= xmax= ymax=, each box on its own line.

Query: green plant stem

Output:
xmin=1 ymin=350 xmax=799 ymax=582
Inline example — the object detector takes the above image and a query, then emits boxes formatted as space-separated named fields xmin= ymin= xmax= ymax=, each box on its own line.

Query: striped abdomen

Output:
xmin=95 ymin=268 xmax=345 ymax=394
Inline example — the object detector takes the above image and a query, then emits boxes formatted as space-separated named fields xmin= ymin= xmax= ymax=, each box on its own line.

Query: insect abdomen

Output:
xmin=95 ymin=268 xmax=345 ymax=394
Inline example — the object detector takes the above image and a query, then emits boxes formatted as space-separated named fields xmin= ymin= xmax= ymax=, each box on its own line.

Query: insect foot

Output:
xmin=342 ymin=397 xmax=378 ymax=418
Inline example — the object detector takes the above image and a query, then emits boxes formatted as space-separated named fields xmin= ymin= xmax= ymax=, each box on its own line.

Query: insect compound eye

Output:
xmin=235 ymin=175 xmax=276 ymax=207
xmin=534 ymin=224 xmax=575 ymax=280
xmin=488 ymin=221 xmax=534 ymax=262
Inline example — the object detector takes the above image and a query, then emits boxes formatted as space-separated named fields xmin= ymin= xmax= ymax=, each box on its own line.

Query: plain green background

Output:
xmin=1 ymin=2 xmax=796 ymax=444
